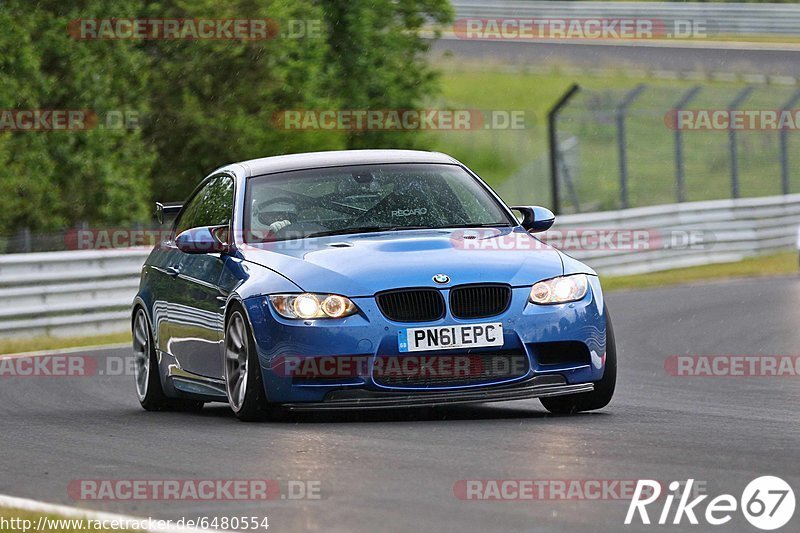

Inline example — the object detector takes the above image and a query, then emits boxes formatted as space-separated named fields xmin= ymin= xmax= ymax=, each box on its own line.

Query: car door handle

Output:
xmin=165 ymin=265 xmax=181 ymax=277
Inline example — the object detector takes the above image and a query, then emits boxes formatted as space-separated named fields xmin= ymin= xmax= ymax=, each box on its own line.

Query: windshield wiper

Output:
xmin=446 ymin=222 xmax=512 ymax=228
xmin=306 ymin=226 xmax=428 ymax=238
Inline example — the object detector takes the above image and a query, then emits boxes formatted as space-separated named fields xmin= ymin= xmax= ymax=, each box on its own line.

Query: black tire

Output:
xmin=540 ymin=307 xmax=617 ymax=414
xmin=224 ymin=305 xmax=279 ymax=422
xmin=133 ymin=307 xmax=204 ymax=413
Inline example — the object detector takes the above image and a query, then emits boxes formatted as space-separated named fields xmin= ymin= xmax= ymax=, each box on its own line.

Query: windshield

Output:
xmin=243 ymin=163 xmax=513 ymax=242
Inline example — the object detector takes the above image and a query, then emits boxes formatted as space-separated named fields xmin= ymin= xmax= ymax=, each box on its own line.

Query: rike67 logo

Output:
xmin=626 ymin=477 xmax=795 ymax=530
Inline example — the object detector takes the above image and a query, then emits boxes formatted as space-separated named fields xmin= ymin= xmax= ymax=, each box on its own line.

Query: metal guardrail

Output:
xmin=450 ymin=1 xmax=800 ymax=37
xmin=1 ymin=193 xmax=798 ymax=338
xmin=558 ymin=193 xmax=800 ymax=275
xmin=0 ymin=249 xmax=149 ymax=339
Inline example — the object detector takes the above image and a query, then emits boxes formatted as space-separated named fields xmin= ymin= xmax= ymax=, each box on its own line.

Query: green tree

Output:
xmin=320 ymin=0 xmax=453 ymax=149
xmin=0 ymin=0 xmax=454 ymax=235
xmin=141 ymin=0 xmax=342 ymax=202
xmin=0 ymin=0 xmax=155 ymax=233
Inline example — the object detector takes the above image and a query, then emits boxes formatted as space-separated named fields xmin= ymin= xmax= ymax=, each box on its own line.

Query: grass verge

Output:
xmin=0 ymin=332 xmax=130 ymax=356
xmin=602 ymin=251 xmax=798 ymax=292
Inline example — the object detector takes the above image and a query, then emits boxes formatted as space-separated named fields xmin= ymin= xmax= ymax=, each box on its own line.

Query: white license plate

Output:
xmin=398 ymin=322 xmax=503 ymax=353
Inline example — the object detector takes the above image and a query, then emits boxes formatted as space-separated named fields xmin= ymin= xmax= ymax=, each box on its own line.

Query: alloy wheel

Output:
xmin=132 ymin=309 xmax=151 ymax=402
xmin=225 ymin=311 xmax=249 ymax=412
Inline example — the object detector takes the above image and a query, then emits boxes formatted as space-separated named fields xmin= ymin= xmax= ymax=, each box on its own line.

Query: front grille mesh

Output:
xmin=450 ymin=284 xmax=511 ymax=319
xmin=376 ymin=289 xmax=445 ymax=322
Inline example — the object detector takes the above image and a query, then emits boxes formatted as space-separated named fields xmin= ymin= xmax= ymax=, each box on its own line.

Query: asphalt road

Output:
xmin=1 ymin=276 xmax=799 ymax=532
xmin=432 ymin=38 xmax=800 ymax=76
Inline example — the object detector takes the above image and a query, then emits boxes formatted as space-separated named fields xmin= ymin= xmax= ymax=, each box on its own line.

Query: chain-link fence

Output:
xmin=545 ymin=83 xmax=800 ymax=214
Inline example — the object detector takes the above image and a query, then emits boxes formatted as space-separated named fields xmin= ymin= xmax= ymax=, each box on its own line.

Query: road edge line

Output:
xmin=0 ymin=343 xmax=130 ymax=359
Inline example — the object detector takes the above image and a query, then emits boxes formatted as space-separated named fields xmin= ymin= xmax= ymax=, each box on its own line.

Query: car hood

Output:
xmin=239 ymin=227 xmax=566 ymax=297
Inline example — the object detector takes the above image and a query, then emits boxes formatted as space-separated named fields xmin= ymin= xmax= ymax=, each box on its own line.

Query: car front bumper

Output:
xmin=243 ymin=277 xmax=608 ymax=405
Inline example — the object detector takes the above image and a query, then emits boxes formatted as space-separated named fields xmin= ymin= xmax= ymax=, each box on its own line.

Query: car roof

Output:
xmin=220 ymin=149 xmax=461 ymax=178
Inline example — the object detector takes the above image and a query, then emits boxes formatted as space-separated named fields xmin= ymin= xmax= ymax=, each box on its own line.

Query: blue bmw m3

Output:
xmin=132 ymin=150 xmax=616 ymax=421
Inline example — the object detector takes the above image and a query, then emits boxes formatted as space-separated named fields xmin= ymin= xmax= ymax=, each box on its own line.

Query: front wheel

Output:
xmin=224 ymin=306 xmax=277 ymax=421
xmin=540 ymin=307 xmax=617 ymax=414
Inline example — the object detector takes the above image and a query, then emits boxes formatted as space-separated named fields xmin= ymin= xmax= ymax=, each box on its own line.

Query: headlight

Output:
xmin=529 ymin=274 xmax=589 ymax=305
xmin=268 ymin=293 xmax=358 ymax=319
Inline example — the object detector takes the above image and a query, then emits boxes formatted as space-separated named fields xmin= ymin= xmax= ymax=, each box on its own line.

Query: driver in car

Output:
xmin=249 ymin=198 xmax=293 ymax=241
xmin=266 ymin=219 xmax=292 ymax=235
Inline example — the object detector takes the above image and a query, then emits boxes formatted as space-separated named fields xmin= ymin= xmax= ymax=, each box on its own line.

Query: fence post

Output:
xmin=615 ymin=84 xmax=647 ymax=209
xmin=671 ymin=86 xmax=702 ymax=203
xmin=727 ymin=86 xmax=754 ymax=199
xmin=21 ymin=227 xmax=32 ymax=253
xmin=779 ymin=90 xmax=800 ymax=195
xmin=558 ymin=136 xmax=582 ymax=213
xmin=548 ymin=84 xmax=580 ymax=215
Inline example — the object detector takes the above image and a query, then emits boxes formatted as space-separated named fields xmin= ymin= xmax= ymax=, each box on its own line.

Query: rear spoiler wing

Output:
xmin=156 ymin=202 xmax=183 ymax=224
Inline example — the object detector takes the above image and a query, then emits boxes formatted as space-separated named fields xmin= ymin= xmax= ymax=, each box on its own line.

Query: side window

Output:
xmin=174 ymin=176 xmax=234 ymax=236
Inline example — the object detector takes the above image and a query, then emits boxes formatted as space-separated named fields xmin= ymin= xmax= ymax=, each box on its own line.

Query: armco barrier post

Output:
xmin=548 ymin=84 xmax=580 ymax=215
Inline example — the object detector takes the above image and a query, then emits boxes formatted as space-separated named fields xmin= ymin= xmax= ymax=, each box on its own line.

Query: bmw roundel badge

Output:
xmin=433 ymin=273 xmax=450 ymax=284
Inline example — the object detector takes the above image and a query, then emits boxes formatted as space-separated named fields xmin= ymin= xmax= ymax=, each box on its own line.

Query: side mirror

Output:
xmin=511 ymin=206 xmax=555 ymax=233
xmin=175 ymin=225 xmax=230 ymax=254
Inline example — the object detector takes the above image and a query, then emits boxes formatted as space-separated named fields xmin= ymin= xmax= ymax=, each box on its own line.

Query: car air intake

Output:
xmin=450 ymin=284 xmax=512 ymax=319
xmin=376 ymin=289 xmax=445 ymax=322
xmin=534 ymin=341 xmax=592 ymax=366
